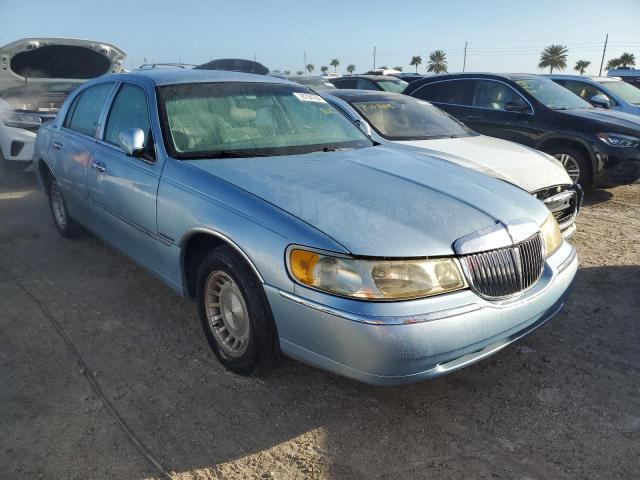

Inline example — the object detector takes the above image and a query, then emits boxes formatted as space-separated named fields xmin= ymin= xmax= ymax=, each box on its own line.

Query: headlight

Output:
xmin=1 ymin=110 xmax=42 ymax=130
xmin=540 ymin=214 xmax=563 ymax=257
xmin=288 ymin=248 xmax=467 ymax=300
xmin=596 ymin=132 xmax=640 ymax=148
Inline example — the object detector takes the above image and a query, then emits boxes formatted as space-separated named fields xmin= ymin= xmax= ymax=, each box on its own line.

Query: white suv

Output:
xmin=0 ymin=37 xmax=125 ymax=177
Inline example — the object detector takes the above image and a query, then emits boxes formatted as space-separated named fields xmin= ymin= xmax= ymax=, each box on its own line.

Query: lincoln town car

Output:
xmin=34 ymin=70 xmax=578 ymax=385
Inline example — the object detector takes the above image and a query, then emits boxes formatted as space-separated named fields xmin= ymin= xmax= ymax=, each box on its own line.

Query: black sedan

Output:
xmin=329 ymin=75 xmax=408 ymax=94
xmin=404 ymin=73 xmax=640 ymax=187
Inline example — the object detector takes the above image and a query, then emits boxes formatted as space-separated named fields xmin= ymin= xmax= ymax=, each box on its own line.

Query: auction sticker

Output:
xmin=293 ymin=92 xmax=327 ymax=103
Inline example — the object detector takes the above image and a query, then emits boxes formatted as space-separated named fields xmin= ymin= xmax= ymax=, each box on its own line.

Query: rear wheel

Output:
xmin=546 ymin=146 xmax=591 ymax=187
xmin=196 ymin=245 xmax=280 ymax=375
xmin=48 ymin=176 xmax=82 ymax=238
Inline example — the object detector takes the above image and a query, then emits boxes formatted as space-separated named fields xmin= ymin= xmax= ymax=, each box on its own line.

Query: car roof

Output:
xmin=333 ymin=75 xmax=404 ymax=82
xmin=323 ymin=89 xmax=406 ymax=102
xmin=408 ymin=72 xmax=540 ymax=82
xmin=99 ymin=69 xmax=293 ymax=86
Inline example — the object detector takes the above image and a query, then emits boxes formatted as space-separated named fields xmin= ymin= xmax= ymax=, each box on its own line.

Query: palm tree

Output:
xmin=574 ymin=60 xmax=591 ymax=75
xmin=606 ymin=58 xmax=621 ymax=70
xmin=393 ymin=66 xmax=403 ymax=71
xmin=283 ymin=70 xmax=291 ymax=75
xmin=427 ymin=50 xmax=448 ymax=74
xmin=346 ymin=64 xmax=356 ymax=74
xmin=538 ymin=45 xmax=568 ymax=74
xmin=618 ymin=52 xmax=636 ymax=67
xmin=306 ymin=63 xmax=314 ymax=74
xmin=409 ymin=55 xmax=422 ymax=73
xmin=296 ymin=70 xmax=303 ymax=75
xmin=330 ymin=58 xmax=340 ymax=72
xmin=320 ymin=66 xmax=329 ymax=75
xmin=272 ymin=69 xmax=281 ymax=73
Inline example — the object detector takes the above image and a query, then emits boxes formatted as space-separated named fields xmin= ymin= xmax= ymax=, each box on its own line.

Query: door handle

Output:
xmin=90 ymin=159 xmax=106 ymax=173
xmin=52 ymin=141 xmax=63 ymax=150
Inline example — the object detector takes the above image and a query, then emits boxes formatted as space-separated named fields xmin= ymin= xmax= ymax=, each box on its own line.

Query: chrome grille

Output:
xmin=533 ymin=186 xmax=578 ymax=232
xmin=461 ymin=234 xmax=544 ymax=299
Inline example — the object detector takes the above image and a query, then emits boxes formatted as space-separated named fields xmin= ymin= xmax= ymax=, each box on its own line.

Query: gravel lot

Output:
xmin=1 ymin=174 xmax=639 ymax=480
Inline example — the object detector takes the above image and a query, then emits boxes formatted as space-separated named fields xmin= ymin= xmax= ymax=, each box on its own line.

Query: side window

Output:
xmin=66 ymin=83 xmax=114 ymax=137
xmin=412 ymin=80 xmax=468 ymax=105
xmin=335 ymin=78 xmax=357 ymax=89
xmin=560 ymin=80 xmax=598 ymax=101
xmin=471 ymin=80 xmax=520 ymax=110
xmin=356 ymin=79 xmax=378 ymax=90
xmin=104 ymin=84 xmax=151 ymax=146
xmin=63 ymin=95 xmax=81 ymax=128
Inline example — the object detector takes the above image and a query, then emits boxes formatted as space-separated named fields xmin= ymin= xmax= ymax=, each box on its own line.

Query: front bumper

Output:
xmin=266 ymin=241 xmax=578 ymax=385
xmin=593 ymin=147 xmax=640 ymax=186
xmin=0 ymin=124 xmax=36 ymax=162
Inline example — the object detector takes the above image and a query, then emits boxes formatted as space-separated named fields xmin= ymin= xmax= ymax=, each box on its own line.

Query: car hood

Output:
xmin=559 ymin=107 xmax=640 ymax=131
xmin=0 ymin=38 xmax=126 ymax=93
xmin=185 ymin=146 xmax=549 ymax=257
xmin=395 ymin=135 xmax=572 ymax=192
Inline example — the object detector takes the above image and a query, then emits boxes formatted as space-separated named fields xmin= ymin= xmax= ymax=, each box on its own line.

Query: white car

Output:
xmin=321 ymin=89 xmax=581 ymax=237
xmin=0 ymin=37 xmax=125 ymax=176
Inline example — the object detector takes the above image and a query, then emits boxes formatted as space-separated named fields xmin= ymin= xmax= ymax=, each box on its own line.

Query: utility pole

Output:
xmin=373 ymin=46 xmax=376 ymax=70
xmin=599 ymin=33 xmax=608 ymax=76
xmin=462 ymin=41 xmax=468 ymax=72
xmin=304 ymin=50 xmax=307 ymax=74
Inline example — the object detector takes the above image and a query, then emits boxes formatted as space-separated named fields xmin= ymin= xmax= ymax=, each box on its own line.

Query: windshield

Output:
xmin=598 ymin=80 xmax=640 ymax=105
xmin=376 ymin=79 xmax=408 ymax=93
xmin=351 ymin=97 xmax=473 ymax=140
xmin=158 ymin=82 xmax=373 ymax=158
xmin=516 ymin=78 xmax=592 ymax=110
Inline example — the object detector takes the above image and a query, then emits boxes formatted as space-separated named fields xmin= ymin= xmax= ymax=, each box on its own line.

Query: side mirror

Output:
xmin=118 ymin=128 xmax=146 ymax=156
xmin=355 ymin=119 xmax=372 ymax=137
xmin=503 ymin=100 xmax=529 ymax=113
xmin=590 ymin=94 xmax=610 ymax=109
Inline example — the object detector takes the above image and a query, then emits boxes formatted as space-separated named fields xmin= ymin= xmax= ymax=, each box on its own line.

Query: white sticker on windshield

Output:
xmin=293 ymin=92 xmax=327 ymax=103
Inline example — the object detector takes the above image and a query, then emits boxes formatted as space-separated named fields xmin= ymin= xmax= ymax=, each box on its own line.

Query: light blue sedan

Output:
xmin=34 ymin=70 xmax=578 ymax=385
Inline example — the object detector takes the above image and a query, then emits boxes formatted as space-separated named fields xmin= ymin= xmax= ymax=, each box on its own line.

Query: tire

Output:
xmin=196 ymin=245 xmax=280 ymax=375
xmin=546 ymin=146 xmax=591 ymax=187
xmin=47 ymin=176 xmax=82 ymax=238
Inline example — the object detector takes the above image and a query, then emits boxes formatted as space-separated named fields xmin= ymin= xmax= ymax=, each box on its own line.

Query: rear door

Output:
xmin=87 ymin=81 xmax=165 ymax=271
xmin=49 ymin=82 xmax=116 ymax=226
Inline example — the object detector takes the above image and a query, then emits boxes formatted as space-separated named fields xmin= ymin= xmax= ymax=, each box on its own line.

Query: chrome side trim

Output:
xmin=178 ymin=227 xmax=265 ymax=284
xmin=278 ymin=290 xmax=480 ymax=325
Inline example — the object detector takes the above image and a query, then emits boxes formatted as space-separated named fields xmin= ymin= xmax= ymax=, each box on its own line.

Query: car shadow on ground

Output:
xmin=1 ymin=174 xmax=638 ymax=479
xmin=582 ymin=187 xmax=614 ymax=205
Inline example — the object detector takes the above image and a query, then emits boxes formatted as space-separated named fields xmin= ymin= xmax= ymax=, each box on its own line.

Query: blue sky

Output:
xmin=2 ymin=0 xmax=639 ymax=75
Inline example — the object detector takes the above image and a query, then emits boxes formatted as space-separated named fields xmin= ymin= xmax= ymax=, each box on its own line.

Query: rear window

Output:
xmin=412 ymin=80 xmax=469 ymax=105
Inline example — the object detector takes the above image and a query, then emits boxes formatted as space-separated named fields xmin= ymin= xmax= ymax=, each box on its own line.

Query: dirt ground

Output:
xmin=1 ymin=173 xmax=638 ymax=480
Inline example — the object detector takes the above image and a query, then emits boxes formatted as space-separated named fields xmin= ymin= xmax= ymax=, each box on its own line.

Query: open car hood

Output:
xmin=0 ymin=38 xmax=126 ymax=93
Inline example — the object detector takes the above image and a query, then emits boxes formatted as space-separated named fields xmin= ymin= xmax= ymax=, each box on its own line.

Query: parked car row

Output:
xmin=7 ymin=36 xmax=633 ymax=386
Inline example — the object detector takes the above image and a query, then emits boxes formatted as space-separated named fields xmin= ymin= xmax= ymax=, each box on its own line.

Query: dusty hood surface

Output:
xmin=396 ymin=135 xmax=572 ymax=192
xmin=560 ymin=107 xmax=640 ymax=131
xmin=0 ymin=38 xmax=126 ymax=93
xmin=186 ymin=146 xmax=549 ymax=257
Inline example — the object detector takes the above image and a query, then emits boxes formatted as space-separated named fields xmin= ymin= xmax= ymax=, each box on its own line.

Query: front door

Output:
xmin=87 ymin=82 xmax=164 ymax=272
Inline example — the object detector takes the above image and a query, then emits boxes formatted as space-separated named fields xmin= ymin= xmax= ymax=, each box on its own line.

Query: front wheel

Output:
xmin=547 ymin=146 xmax=591 ymax=187
xmin=196 ymin=245 xmax=280 ymax=375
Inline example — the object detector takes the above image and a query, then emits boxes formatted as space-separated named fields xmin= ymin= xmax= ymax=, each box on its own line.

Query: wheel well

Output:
xmin=182 ymin=233 xmax=230 ymax=299
xmin=38 ymin=159 xmax=53 ymax=193
xmin=537 ymin=138 xmax=593 ymax=179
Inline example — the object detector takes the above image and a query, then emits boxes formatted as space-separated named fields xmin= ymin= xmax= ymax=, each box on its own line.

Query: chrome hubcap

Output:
xmin=204 ymin=271 xmax=250 ymax=358
xmin=554 ymin=153 xmax=580 ymax=182
xmin=50 ymin=181 xmax=67 ymax=227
